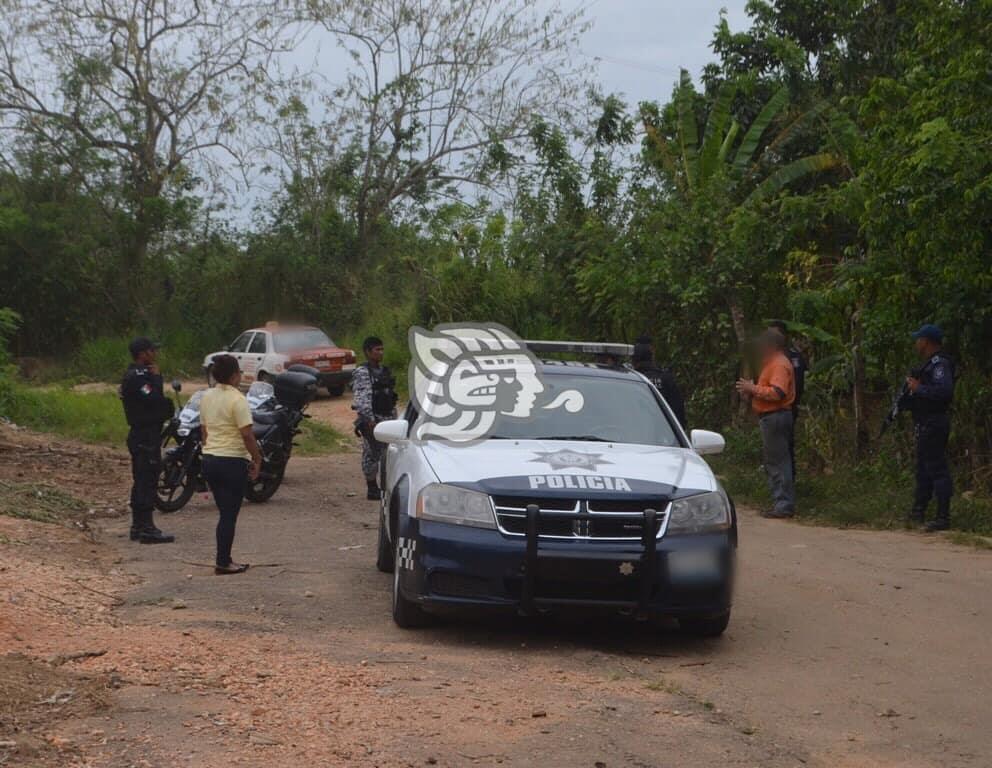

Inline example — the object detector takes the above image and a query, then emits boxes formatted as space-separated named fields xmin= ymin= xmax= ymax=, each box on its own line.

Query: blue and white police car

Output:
xmin=373 ymin=338 xmax=736 ymax=637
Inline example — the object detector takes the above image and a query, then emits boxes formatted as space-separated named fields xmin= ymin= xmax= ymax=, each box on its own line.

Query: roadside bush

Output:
xmin=72 ymin=330 xmax=207 ymax=383
xmin=0 ymin=308 xmax=21 ymax=413
xmin=5 ymin=387 xmax=129 ymax=444
xmin=73 ymin=336 xmax=131 ymax=381
xmin=709 ymin=425 xmax=992 ymax=536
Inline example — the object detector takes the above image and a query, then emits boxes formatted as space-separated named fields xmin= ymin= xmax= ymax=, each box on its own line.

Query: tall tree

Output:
xmin=0 ymin=0 xmax=296 ymax=309
xmin=640 ymin=72 xmax=844 ymax=356
xmin=294 ymin=0 xmax=589 ymax=252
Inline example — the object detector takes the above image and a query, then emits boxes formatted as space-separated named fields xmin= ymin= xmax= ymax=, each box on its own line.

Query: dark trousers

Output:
xmin=760 ymin=410 xmax=796 ymax=515
xmin=202 ymin=455 xmax=249 ymax=568
xmin=788 ymin=407 xmax=798 ymax=479
xmin=127 ymin=427 xmax=161 ymax=529
xmin=914 ymin=416 xmax=952 ymax=509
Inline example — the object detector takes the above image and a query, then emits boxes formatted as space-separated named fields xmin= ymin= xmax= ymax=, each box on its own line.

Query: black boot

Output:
xmin=130 ymin=508 xmax=143 ymax=541
xmin=134 ymin=509 xmax=175 ymax=544
xmin=907 ymin=488 xmax=930 ymax=528
xmin=138 ymin=526 xmax=175 ymax=544
xmin=925 ymin=499 xmax=950 ymax=532
xmin=366 ymin=479 xmax=381 ymax=501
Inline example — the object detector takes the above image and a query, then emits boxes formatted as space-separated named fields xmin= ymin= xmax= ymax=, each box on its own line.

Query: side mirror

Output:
xmin=374 ymin=419 xmax=409 ymax=444
xmin=690 ymin=429 xmax=725 ymax=455
xmin=171 ymin=379 xmax=182 ymax=393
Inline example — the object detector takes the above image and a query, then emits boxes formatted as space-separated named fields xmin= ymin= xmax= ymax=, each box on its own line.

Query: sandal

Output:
xmin=214 ymin=562 xmax=250 ymax=575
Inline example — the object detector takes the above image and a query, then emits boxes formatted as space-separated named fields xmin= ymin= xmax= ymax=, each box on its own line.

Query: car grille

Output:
xmin=490 ymin=496 xmax=669 ymax=540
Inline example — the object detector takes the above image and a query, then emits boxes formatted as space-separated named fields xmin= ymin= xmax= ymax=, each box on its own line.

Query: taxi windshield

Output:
xmin=273 ymin=329 xmax=333 ymax=352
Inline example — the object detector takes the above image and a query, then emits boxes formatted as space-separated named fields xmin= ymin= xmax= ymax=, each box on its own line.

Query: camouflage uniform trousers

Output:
xmin=361 ymin=433 xmax=386 ymax=481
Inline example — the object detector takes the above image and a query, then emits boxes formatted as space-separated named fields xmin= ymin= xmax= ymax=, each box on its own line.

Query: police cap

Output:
xmin=911 ymin=324 xmax=943 ymax=344
xmin=128 ymin=336 xmax=161 ymax=358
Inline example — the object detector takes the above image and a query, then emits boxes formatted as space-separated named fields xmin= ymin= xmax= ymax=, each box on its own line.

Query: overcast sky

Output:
xmin=578 ymin=0 xmax=749 ymax=105
xmin=234 ymin=0 xmax=751 ymax=220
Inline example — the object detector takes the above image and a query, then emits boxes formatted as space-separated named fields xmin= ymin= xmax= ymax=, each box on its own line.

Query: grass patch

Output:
xmin=0 ymin=480 xmax=86 ymax=524
xmin=644 ymin=678 xmax=681 ymax=695
xmin=2 ymin=381 xmax=351 ymax=456
xmin=946 ymin=531 xmax=992 ymax=550
xmin=295 ymin=418 xmax=351 ymax=456
xmin=709 ymin=426 xmax=992 ymax=536
xmin=3 ymin=384 xmax=128 ymax=444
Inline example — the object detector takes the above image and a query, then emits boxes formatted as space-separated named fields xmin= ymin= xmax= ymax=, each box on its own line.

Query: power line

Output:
xmin=579 ymin=50 xmax=682 ymax=76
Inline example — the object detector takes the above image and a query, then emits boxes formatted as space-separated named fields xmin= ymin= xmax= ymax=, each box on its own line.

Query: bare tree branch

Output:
xmin=280 ymin=0 xmax=590 ymax=250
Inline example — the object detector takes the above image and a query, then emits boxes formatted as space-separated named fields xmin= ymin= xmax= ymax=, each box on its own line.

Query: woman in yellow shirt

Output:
xmin=200 ymin=354 xmax=263 ymax=574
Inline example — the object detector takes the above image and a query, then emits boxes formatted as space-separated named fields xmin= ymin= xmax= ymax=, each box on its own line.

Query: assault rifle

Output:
xmin=878 ymin=364 xmax=921 ymax=438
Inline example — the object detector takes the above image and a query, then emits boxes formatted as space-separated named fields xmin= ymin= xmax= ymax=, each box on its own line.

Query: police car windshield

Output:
xmin=273 ymin=330 xmax=333 ymax=352
xmin=487 ymin=373 xmax=680 ymax=446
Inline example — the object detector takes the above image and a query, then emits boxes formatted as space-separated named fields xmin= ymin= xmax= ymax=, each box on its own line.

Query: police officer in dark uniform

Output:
xmin=899 ymin=324 xmax=955 ymax=532
xmin=120 ymin=337 xmax=175 ymax=543
xmin=768 ymin=321 xmax=808 ymax=477
xmin=632 ymin=335 xmax=687 ymax=430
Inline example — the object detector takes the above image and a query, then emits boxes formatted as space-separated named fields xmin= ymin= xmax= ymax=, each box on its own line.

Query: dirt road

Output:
xmin=2 ymin=401 xmax=990 ymax=767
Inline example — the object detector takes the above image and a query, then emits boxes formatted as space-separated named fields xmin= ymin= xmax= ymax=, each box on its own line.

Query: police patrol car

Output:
xmin=373 ymin=338 xmax=737 ymax=637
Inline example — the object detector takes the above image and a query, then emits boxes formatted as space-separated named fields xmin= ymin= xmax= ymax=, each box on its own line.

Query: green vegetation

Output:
xmin=0 ymin=1 xmax=990 ymax=530
xmin=710 ymin=427 xmax=992 ymax=536
xmin=4 ymin=386 xmax=129 ymax=445
xmin=3 ymin=379 xmax=347 ymax=456
xmin=295 ymin=419 xmax=351 ymax=456
xmin=0 ymin=480 xmax=87 ymax=524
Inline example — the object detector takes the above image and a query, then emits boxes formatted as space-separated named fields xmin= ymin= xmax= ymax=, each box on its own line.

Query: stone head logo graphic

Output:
xmin=409 ymin=323 xmax=584 ymax=443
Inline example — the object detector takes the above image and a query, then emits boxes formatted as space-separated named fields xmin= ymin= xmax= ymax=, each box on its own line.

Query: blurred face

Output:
xmin=136 ymin=347 xmax=158 ymax=366
xmin=366 ymin=344 xmax=385 ymax=364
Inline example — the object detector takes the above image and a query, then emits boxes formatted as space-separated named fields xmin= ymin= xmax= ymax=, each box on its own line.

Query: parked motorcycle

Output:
xmin=155 ymin=382 xmax=205 ymax=512
xmin=154 ymin=368 xmax=318 ymax=511
xmin=244 ymin=367 xmax=318 ymax=502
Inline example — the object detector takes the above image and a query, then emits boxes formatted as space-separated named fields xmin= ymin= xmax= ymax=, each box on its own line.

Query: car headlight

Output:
xmin=415 ymin=483 xmax=496 ymax=529
xmin=667 ymin=490 xmax=731 ymax=534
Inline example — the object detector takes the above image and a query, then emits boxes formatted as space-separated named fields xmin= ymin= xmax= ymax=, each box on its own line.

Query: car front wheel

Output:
xmin=679 ymin=610 xmax=731 ymax=638
xmin=376 ymin=504 xmax=394 ymax=573
xmin=392 ymin=536 xmax=431 ymax=628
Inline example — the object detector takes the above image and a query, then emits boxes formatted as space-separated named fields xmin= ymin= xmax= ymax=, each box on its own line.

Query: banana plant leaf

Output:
xmin=733 ymin=86 xmax=789 ymax=174
xmin=745 ymin=153 xmax=841 ymax=205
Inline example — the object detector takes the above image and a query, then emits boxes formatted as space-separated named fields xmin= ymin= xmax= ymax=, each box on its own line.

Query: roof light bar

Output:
xmin=524 ymin=340 xmax=635 ymax=357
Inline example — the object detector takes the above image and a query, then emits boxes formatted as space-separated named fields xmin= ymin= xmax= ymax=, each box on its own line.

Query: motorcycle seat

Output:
xmin=252 ymin=409 xmax=286 ymax=425
xmin=252 ymin=422 xmax=277 ymax=439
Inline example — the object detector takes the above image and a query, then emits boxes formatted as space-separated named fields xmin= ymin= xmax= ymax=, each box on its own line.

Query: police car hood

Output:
xmin=420 ymin=439 xmax=717 ymax=499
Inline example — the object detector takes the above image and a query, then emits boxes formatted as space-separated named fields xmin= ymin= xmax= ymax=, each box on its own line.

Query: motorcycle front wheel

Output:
xmin=156 ymin=438 xmax=198 ymax=513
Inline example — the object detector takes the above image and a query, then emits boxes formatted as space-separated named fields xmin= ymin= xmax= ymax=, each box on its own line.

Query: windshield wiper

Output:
xmin=535 ymin=435 xmax=610 ymax=442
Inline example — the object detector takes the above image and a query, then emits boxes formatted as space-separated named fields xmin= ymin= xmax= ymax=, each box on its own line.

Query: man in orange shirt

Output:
xmin=736 ymin=331 xmax=797 ymax=518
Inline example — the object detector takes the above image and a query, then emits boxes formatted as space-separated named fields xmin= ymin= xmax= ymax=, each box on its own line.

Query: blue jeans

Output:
xmin=202 ymin=455 xmax=249 ymax=567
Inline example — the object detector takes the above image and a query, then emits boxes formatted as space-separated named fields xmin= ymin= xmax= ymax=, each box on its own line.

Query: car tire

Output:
xmin=392 ymin=535 xmax=431 ymax=628
xmin=679 ymin=611 xmax=731 ymax=638
xmin=327 ymin=384 xmax=345 ymax=397
xmin=376 ymin=504 xmax=394 ymax=573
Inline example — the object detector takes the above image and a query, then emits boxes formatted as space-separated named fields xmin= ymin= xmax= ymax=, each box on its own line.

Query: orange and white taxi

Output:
xmin=203 ymin=322 xmax=356 ymax=395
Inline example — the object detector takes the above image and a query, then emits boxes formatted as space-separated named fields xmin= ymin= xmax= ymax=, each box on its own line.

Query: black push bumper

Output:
xmin=400 ymin=511 xmax=734 ymax=620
